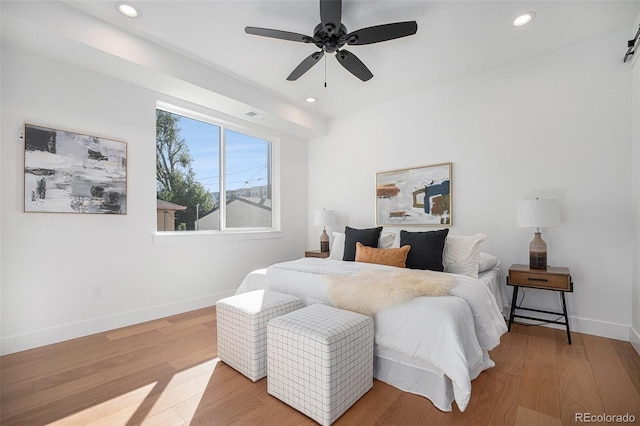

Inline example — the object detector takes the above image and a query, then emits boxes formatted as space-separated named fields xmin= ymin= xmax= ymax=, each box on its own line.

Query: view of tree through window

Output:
xmin=156 ymin=109 xmax=272 ymax=231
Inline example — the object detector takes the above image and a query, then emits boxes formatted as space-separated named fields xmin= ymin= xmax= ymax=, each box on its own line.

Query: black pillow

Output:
xmin=343 ymin=226 xmax=383 ymax=261
xmin=400 ymin=229 xmax=450 ymax=271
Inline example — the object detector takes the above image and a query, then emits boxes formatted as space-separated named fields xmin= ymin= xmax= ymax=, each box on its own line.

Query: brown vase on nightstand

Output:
xmin=529 ymin=231 xmax=547 ymax=269
xmin=320 ymin=229 xmax=330 ymax=253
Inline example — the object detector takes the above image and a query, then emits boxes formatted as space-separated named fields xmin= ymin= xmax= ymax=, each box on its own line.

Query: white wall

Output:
xmin=308 ymin=30 xmax=634 ymax=340
xmin=0 ymin=44 xmax=308 ymax=355
xmin=631 ymin=13 xmax=640 ymax=353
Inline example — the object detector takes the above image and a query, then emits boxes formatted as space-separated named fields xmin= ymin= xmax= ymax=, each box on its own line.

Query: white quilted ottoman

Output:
xmin=216 ymin=290 xmax=303 ymax=382
xmin=267 ymin=304 xmax=374 ymax=426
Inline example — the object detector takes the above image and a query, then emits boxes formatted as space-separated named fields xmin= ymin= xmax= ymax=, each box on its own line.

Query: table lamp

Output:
xmin=314 ymin=209 xmax=335 ymax=253
xmin=517 ymin=198 xmax=559 ymax=269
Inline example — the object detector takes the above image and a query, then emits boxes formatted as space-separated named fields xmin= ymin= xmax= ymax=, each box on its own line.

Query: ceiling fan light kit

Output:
xmin=245 ymin=0 xmax=418 ymax=82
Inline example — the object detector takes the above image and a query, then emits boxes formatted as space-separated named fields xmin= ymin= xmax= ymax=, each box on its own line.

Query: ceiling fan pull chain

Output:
xmin=324 ymin=54 xmax=327 ymax=88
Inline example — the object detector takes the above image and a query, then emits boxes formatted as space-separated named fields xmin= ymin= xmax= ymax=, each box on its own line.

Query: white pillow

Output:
xmin=329 ymin=232 xmax=345 ymax=260
xmin=478 ymin=252 xmax=501 ymax=272
xmin=443 ymin=233 xmax=487 ymax=278
xmin=329 ymin=231 xmax=395 ymax=260
xmin=379 ymin=231 xmax=396 ymax=249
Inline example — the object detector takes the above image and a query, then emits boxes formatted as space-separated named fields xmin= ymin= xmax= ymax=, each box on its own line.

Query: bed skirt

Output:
xmin=374 ymin=345 xmax=474 ymax=412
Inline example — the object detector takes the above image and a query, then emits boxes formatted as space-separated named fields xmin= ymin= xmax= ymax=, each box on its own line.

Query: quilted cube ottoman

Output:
xmin=267 ymin=304 xmax=374 ymax=426
xmin=216 ymin=290 xmax=304 ymax=382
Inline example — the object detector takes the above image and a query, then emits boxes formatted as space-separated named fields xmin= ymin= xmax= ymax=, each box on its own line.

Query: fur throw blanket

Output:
xmin=324 ymin=269 xmax=456 ymax=316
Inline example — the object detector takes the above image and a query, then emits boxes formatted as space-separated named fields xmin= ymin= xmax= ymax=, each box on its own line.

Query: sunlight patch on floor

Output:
xmin=50 ymin=358 xmax=220 ymax=425
xmin=49 ymin=382 xmax=157 ymax=425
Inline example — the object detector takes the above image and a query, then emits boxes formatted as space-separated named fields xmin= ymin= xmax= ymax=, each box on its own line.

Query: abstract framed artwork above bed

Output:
xmin=376 ymin=162 xmax=452 ymax=226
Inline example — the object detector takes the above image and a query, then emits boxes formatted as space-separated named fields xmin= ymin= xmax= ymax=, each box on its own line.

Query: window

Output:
xmin=156 ymin=106 xmax=274 ymax=232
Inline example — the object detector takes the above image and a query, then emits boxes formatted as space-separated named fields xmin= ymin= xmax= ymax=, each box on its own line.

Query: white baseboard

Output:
xmin=3 ymin=295 xmax=635 ymax=356
xmin=509 ymin=313 xmax=631 ymax=342
xmin=631 ymin=326 xmax=640 ymax=356
xmin=0 ymin=290 xmax=236 ymax=356
xmin=568 ymin=315 xmax=631 ymax=341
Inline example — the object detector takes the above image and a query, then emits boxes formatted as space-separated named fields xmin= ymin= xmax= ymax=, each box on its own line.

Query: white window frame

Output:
xmin=153 ymin=101 xmax=281 ymax=244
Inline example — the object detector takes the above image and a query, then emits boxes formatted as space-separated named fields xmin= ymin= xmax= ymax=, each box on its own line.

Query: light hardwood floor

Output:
xmin=1 ymin=306 xmax=640 ymax=425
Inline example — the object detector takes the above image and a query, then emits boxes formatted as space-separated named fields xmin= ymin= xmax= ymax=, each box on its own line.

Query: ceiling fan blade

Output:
xmin=287 ymin=51 xmax=325 ymax=81
xmin=245 ymin=26 xmax=313 ymax=43
xmin=335 ymin=49 xmax=373 ymax=81
xmin=345 ymin=21 xmax=418 ymax=45
xmin=320 ymin=0 xmax=342 ymax=33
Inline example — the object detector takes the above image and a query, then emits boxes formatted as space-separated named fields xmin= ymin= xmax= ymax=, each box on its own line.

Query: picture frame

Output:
xmin=376 ymin=162 xmax=452 ymax=226
xmin=23 ymin=123 xmax=127 ymax=214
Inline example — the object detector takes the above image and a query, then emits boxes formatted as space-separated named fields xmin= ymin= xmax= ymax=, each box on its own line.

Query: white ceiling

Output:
xmin=63 ymin=0 xmax=640 ymax=118
xmin=2 ymin=0 xmax=640 ymax=132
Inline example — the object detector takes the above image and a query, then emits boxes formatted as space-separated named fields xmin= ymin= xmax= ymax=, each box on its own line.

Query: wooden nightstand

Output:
xmin=507 ymin=264 xmax=573 ymax=344
xmin=305 ymin=250 xmax=330 ymax=259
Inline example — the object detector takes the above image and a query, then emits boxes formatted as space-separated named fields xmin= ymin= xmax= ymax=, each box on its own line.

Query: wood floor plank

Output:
xmin=556 ymin=354 xmax=604 ymax=425
xmin=611 ymin=338 xmax=640 ymax=396
xmin=164 ymin=307 xmax=216 ymax=325
xmin=0 ymin=334 xmax=112 ymax=385
xmin=2 ymin=306 xmax=640 ymax=426
xmin=488 ymin=329 xmax=529 ymax=377
xmin=517 ymin=359 xmax=561 ymax=419
xmin=525 ymin=334 xmax=557 ymax=365
xmin=4 ymin=362 xmax=177 ymax=426
xmin=106 ymin=319 xmax=173 ymax=341
xmin=335 ymin=380 xmax=401 ymax=425
xmin=157 ymin=322 xmax=211 ymax=337
xmin=231 ymin=386 xmax=317 ymax=426
xmin=515 ymin=405 xmax=561 ymax=426
xmin=168 ymin=346 xmax=218 ymax=372
xmin=85 ymin=359 xmax=218 ymax=426
xmin=172 ymin=392 xmax=206 ymax=424
xmin=0 ymin=378 xmax=33 ymax=402
xmin=556 ymin=329 xmax=588 ymax=361
xmin=1 ymin=372 xmax=106 ymax=421
xmin=134 ymin=407 xmax=186 ymax=426
xmin=474 ymin=371 xmax=520 ymax=426
xmin=0 ymin=333 xmax=109 ymax=371
xmin=373 ymin=391 xmax=435 ymax=425
xmin=582 ymin=334 xmax=640 ymax=418
xmin=188 ymin=377 xmax=266 ymax=425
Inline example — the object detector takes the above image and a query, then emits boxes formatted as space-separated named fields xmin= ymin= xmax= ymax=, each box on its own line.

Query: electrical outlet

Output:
xmin=91 ymin=285 xmax=104 ymax=299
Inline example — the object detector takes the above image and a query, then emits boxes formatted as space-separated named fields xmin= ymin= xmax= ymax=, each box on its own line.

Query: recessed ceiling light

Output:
xmin=513 ymin=12 xmax=535 ymax=27
xmin=305 ymin=97 xmax=317 ymax=103
xmin=117 ymin=2 xmax=139 ymax=18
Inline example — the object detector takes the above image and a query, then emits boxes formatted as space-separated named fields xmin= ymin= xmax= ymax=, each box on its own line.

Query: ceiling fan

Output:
xmin=245 ymin=0 xmax=418 ymax=82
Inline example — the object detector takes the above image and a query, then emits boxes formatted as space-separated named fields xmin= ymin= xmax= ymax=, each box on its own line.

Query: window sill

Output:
xmin=152 ymin=230 xmax=283 ymax=245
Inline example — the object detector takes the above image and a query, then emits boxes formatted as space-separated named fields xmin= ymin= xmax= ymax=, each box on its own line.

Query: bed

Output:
xmin=235 ymin=229 xmax=508 ymax=412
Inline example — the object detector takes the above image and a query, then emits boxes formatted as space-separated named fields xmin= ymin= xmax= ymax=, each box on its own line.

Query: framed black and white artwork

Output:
xmin=23 ymin=123 xmax=127 ymax=214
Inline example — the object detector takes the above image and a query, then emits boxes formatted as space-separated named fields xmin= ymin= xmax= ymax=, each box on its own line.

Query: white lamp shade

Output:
xmin=517 ymin=199 xmax=559 ymax=228
xmin=314 ymin=209 xmax=335 ymax=227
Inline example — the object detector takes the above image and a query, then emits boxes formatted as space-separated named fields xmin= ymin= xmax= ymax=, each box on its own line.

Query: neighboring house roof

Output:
xmin=195 ymin=196 xmax=272 ymax=230
xmin=228 ymin=196 xmax=271 ymax=211
xmin=204 ymin=196 xmax=272 ymax=214
xmin=157 ymin=199 xmax=187 ymax=211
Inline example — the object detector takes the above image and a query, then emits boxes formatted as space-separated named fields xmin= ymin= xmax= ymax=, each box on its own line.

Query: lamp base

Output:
xmin=529 ymin=231 xmax=547 ymax=269
xmin=529 ymin=252 xmax=547 ymax=269
xmin=320 ymin=229 xmax=330 ymax=253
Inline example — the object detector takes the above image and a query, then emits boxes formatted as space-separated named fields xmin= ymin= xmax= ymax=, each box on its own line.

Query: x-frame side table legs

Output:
xmin=507 ymin=284 xmax=572 ymax=344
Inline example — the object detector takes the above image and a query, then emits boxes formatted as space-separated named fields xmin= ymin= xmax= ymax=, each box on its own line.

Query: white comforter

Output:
xmin=235 ymin=258 xmax=507 ymax=411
